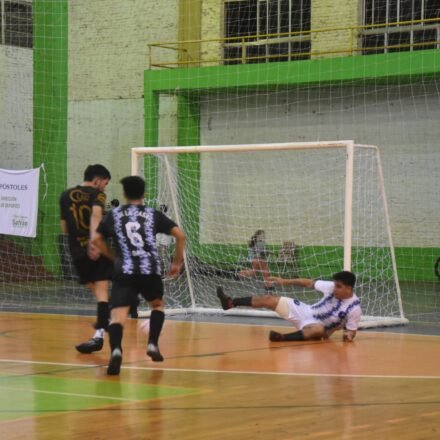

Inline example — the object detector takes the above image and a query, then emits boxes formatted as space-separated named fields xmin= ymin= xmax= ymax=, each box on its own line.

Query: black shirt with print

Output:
xmin=60 ymin=186 xmax=106 ymax=260
xmin=98 ymin=204 xmax=177 ymax=276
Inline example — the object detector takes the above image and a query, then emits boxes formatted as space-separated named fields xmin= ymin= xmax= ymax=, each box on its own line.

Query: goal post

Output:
xmin=132 ymin=141 xmax=407 ymax=328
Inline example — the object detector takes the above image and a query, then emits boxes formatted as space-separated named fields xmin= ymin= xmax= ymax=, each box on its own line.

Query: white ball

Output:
xmin=137 ymin=319 xmax=149 ymax=334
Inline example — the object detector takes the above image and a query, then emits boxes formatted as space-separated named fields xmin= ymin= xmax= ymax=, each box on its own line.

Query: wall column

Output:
xmin=311 ymin=0 xmax=359 ymax=58
xmin=33 ymin=0 xmax=68 ymax=271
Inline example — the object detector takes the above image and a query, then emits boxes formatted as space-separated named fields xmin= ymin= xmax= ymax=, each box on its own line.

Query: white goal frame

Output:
xmin=131 ymin=140 xmax=407 ymax=328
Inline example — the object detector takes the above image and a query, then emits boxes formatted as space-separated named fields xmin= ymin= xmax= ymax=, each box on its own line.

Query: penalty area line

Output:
xmin=1 ymin=359 xmax=440 ymax=380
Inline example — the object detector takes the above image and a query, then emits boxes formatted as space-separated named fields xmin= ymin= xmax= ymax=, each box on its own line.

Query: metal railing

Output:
xmin=148 ymin=17 xmax=440 ymax=69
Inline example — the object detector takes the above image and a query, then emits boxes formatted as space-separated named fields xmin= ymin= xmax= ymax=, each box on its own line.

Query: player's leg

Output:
xmin=216 ymin=287 xmax=325 ymax=342
xmin=74 ymin=281 xmax=108 ymax=354
xmin=140 ymin=275 xmax=165 ymax=362
xmin=269 ymin=325 xmax=326 ymax=342
xmin=146 ymin=298 xmax=165 ymax=362
xmin=269 ymin=324 xmax=326 ymax=341
xmin=268 ymin=297 xmax=326 ymax=342
xmin=74 ymin=257 xmax=111 ymax=354
xmin=217 ymin=286 xmax=280 ymax=310
xmin=93 ymin=280 xmax=110 ymax=327
xmin=91 ymin=257 xmax=113 ymax=331
xmin=302 ymin=324 xmax=326 ymax=339
xmin=106 ymin=277 xmax=133 ymax=375
xmin=107 ymin=305 xmax=130 ymax=375
xmin=128 ymin=295 xmax=140 ymax=318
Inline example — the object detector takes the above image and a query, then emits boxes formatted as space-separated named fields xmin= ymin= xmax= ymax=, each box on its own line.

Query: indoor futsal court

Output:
xmin=1 ymin=0 xmax=439 ymax=439
xmin=1 ymin=311 xmax=440 ymax=439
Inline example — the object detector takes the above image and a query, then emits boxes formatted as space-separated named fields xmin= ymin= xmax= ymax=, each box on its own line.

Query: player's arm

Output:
xmin=90 ymin=205 xmax=104 ymax=240
xmin=60 ymin=219 xmax=68 ymax=234
xmin=88 ymin=193 xmax=106 ymax=260
xmin=167 ymin=226 xmax=185 ymax=278
xmin=59 ymin=220 xmax=70 ymax=258
xmin=342 ymin=307 xmax=361 ymax=342
xmin=91 ymin=211 xmax=115 ymax=261
xmin=91 ymin=232 xmax=115 ymax=262
xmin=87 ymin=205 xmax=103 ymax=260
xmin=59 ymin=195 xmax=68 ymax=234
xmin=270 ymin=277 xmax=315 ymax=288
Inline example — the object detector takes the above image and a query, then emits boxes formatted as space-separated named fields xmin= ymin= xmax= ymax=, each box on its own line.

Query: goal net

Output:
xmin=1 ymin=1 xmax=437 ymax=327
xmin=133 ymin=141 xmax=407 ymax=328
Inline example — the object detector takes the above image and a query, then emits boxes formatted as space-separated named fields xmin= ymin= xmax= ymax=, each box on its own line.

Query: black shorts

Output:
xmin=73 ymin=255 xmax=113 ymax=285
xmin=111 ymin=274 xmax=164 ymax=309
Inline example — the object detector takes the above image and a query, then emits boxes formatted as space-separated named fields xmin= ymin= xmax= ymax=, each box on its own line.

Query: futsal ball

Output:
xmin=138 ymin=319 xmax=149 ymax=334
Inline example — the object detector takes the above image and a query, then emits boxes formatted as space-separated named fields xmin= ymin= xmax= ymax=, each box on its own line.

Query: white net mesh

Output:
xmin=0 ymin=1 xmax=438 ymax=328
xmin=137 ymin=143 xmax=405 ymax=327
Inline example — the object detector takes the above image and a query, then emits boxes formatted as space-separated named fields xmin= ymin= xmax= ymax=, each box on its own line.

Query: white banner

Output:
xmin=0 ymin=168 xmax=40 ymax=237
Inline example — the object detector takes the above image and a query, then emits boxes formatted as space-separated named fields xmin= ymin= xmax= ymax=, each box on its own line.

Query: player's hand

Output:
xmin=87 ymin=243 xmax=101 ymax=260
xmin=167 ymin=262 xmax=181 ymax=279
xmin=343 ymin=331 xmax=355 ymax=342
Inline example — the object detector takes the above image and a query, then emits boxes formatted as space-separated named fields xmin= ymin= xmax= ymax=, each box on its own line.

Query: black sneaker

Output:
xmin=107 ymin=348 xmax=122 ymax=375
xmin=147 ymin=343 xmax=164 ymax=362
xmin=216 ymin=286 xmax=233 ymax=310
xmin=75 ymin=337 xmax=104 ymax=354
xmin=269 ymin=330 xmax=284 ymax=342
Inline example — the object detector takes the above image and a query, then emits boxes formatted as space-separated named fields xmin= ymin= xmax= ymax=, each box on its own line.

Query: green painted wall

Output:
xmin=145 ymin=50 xmax=440 ymax=93
xmin=33 ymin=0 xmax=68 ymax=272
xmin=177 ymin=95 xmax=200 ymax=253
xmin=152 ymin=242 xmax=439 ymax=282
xmin=144 ymin=49 xmax=440 ymax=282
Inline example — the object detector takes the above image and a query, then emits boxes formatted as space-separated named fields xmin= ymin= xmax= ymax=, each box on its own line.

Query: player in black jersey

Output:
xmin=92 ymin=176 xmax=185 ymax=375
xmin=60 ymin=164 xmax=113 ymax=354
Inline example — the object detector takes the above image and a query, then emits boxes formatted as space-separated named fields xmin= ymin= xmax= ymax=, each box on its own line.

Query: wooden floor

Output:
xmin=0 ymin=312 xmax=439 ymax=439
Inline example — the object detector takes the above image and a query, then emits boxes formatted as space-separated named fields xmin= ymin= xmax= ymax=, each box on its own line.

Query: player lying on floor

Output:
xmin=217 ymin=271 xmax=361 ymax=342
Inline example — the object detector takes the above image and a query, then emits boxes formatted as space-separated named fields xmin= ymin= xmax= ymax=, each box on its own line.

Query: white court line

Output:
xmin=0 ymin=384 xmax=136 ymax=402
xmin=163 ymin=319 xmax=440 ymax=338
xmin=2 ymin=311 xmax=439 ymax=338
xmin=1 ymin=358 xmax=440 ymax=380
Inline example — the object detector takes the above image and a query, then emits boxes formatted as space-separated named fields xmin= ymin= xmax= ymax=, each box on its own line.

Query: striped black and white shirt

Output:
xmin=98 ymin=204 xmax=177 ymax=276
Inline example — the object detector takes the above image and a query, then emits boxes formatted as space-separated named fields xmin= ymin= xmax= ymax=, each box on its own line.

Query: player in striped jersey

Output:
xmin=92 ymin=176 xmax=185 ymax=375
xmin=217 ymin=271 xmax=361 ymax=342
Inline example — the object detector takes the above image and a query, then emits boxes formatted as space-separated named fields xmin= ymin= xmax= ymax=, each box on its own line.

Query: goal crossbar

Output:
xmin=132 ymin=140 xmax=355 ymax=165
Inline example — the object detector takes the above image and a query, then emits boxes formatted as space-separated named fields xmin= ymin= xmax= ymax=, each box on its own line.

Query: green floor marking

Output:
xmin=0 ymin=373 xmax=198 ymax=421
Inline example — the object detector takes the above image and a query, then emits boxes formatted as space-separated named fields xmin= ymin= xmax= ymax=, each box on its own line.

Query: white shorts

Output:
xmin=275 ymin=296 xmax=321 ymax=329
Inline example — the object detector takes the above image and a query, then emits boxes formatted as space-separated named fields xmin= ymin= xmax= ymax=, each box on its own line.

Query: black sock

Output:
xmin=282 ymin=330 xmax=305 ymax=341
xmin=96 ymin=302 xmax=109 ymax=331
xmin=108 ymin=323 xmax=123 ymax=351
xmin=129 ymin=302 xmax=138 ymax=318
xmin=148 ymin=310 xmax=165 ymax=345
xmin=232 ymin=297 xmax=252 ymax=307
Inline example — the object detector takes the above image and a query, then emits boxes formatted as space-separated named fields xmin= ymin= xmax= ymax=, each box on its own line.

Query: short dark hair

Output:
xmin=84 ymin=164 xmax=111 ymax=181
xmin=249 ymin=229 xmax=265 ymax=247
xmin=332 ymin=271 xmax=356 ymax=288
xmin=120 ymin=176 xmax=145 ymax=200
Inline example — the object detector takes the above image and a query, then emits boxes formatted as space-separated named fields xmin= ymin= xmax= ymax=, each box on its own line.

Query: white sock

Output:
xmin=93 ymin=328 xmax=104 ymax=339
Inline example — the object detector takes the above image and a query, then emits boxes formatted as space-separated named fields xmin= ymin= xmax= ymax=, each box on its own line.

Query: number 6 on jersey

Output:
xmin=125 ymin=221 xmax=144 ymax=248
